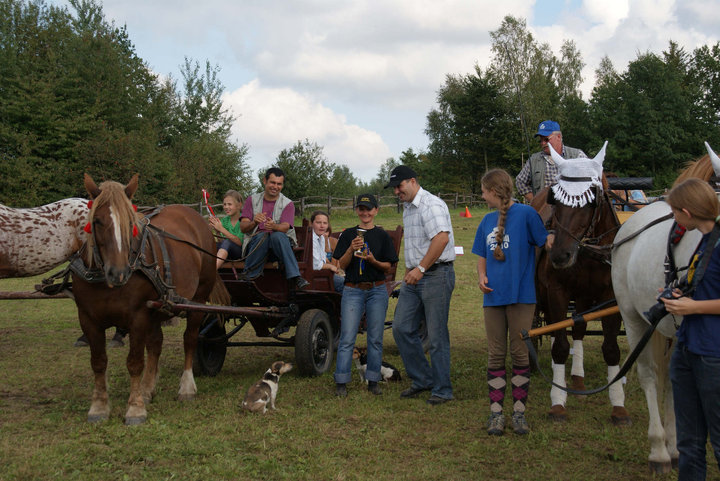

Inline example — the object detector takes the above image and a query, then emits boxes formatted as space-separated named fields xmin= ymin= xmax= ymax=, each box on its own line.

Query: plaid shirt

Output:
xmin=515 ymin=146 xmax=586 ymax=197
xmin=402 ymin=187 xmax=455 ymax=269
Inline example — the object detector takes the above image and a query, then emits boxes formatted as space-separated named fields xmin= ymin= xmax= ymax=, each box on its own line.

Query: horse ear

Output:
xmin=705 ymin=142 xmax=720 ymax=177
xmin=125 ymin=174 xmax=139 ymax=200
xmin=594 ymin=141 xmax=608 ymax=167
xmin=84 ymin=173 xmax=101 ymax=199
xmin=548 ymin=143 xmax=565 ymax=167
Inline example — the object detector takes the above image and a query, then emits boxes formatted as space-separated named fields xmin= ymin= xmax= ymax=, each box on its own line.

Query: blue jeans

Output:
xmin=217 ymin=239 xmax=243 ymax=259
xmin=243 ymin=232 xmax=300 ymax=280
xmin=334 ymin=284 xmax=389 ymax=384
xmin=392 ymin=263 xmax=455 ymax=399
xmin=333 ymin=274 xmax=345 ymax=293
xmin=670 ymin=342 xmax=720 ymax=481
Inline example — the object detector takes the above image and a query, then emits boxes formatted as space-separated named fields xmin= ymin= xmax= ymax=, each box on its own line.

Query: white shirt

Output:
xmin=312 ymin=232 xmax=327 ymax=270
xmin=402 ymin=187 xmax=456 ymax=269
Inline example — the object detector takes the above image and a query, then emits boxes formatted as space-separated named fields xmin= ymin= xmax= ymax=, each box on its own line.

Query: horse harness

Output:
xmin=42 ymin=206 xmax=216 ymax=308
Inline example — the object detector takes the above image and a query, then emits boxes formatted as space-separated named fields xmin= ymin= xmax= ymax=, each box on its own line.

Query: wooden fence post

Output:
xmin=327 ymin=195 xmax=331 ymax=215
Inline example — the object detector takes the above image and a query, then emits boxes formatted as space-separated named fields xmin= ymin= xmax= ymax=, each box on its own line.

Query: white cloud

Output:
xmin=223 ymin=79 xmax=392 ymax=181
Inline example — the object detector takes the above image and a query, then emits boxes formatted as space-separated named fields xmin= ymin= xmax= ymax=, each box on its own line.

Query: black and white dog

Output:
xmin=241 ymin=361 xmax=293 ymax=413
xmin=352 ymin=347 xmax=402 ymax=382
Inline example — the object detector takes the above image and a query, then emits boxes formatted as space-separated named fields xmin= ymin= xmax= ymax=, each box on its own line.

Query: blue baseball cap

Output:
xmin=535 ymin=120 xmax=561 ymax=137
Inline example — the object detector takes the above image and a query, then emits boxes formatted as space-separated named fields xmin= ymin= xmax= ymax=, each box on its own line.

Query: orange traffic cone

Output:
xmin=460 ymin=206 xmax=472 ymax=218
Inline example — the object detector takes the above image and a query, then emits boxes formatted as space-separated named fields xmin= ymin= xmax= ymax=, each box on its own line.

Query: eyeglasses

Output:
xmin=539 ymin=136 xmax=550 ymax=143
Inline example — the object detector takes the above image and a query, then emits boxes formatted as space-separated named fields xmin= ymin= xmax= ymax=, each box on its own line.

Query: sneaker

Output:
xmin=487 ymin=412 xmax=505 ymax=436
xmin=511 ymin=411 xmax=530 ymax=435
xmin=293 ymin=277 xmax=310 ymax=290
xmin=335 ymin=383 xmax=347 ymax=398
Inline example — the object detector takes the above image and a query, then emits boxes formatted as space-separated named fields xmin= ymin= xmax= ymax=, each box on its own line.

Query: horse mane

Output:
xmin=674 ymin=154 xmax=712 ymax=186
xmin=85 ymin=181 xmax=140 ymax=266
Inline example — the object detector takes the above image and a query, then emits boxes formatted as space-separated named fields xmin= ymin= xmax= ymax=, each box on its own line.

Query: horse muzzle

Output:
xmin=550 ymin=246 xmax=579 ymax=269
xmin=104 ymin=265 xmax=132 ymax=287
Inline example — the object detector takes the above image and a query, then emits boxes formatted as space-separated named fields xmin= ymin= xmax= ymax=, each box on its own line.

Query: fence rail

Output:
xmin=171 ymin=193 xmax=487 ymax=218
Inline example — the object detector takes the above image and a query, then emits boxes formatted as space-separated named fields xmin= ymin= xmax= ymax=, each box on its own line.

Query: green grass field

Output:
xmin=0 ymin=206 xmax=689 ymax=480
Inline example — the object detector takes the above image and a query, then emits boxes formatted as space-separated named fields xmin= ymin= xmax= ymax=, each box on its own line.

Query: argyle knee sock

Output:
xmin=487 ymin=368 xmax=506 ymax=414
xmin=512 ymin=365 xmax=530 ymax=413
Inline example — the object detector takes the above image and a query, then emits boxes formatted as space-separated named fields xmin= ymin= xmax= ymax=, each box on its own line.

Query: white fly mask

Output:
xmin=705 ymin=141 xmax=720 ymax=177
xmin=550 ymin=141 xmax=608 ymax=207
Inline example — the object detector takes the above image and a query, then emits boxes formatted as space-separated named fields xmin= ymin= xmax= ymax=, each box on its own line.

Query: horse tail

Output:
xmin=209 ymin=272 xmax=231 ymax=306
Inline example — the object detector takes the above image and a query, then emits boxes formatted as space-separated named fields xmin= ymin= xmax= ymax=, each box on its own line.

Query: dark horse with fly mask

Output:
xmin=532 ymin=142 xmax=630 ymax=425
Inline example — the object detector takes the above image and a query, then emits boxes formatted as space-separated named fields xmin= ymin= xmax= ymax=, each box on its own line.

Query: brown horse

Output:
xmin=72 ymin=174 xmax=228 ymax=425
xmin=532 ymin=143 xmax=630 ymax=424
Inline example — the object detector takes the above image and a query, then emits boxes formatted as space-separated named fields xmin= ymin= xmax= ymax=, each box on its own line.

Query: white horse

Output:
xmin=611 ymin=142 xmax=720 ymax=473
xmin=0 ymin=198 xmax=88 ymax=277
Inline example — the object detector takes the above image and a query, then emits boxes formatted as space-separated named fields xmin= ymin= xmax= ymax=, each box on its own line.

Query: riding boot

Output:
xmin=487 ymin=368 xmax=506 ymax=414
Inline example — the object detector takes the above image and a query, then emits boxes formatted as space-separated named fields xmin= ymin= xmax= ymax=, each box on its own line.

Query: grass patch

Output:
xmin=0 ymin=206 xmax=687 ymax=480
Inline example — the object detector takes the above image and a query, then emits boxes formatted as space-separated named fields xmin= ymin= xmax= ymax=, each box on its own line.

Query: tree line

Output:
xmin=2 ymin=4 xmax=719 ymax=206
xmin=0 ymin=0 xmax=252 ymax=206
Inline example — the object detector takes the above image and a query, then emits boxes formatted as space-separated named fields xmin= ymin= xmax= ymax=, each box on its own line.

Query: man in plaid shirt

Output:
xmin=515 ymin=120 xmax=586 ymax=202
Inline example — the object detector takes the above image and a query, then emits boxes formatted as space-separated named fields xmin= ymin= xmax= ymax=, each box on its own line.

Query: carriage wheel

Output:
xmin=295 ymin=309 xmax=334 ymax=376
xmin=193 ymin=314 xmax=227 ymax=377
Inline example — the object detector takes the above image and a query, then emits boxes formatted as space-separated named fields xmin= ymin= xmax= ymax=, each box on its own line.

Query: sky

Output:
xmin=48 ymin=0 xmax=720 ymax=182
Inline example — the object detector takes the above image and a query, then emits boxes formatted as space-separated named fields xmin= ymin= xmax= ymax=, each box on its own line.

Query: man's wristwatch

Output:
xmin=417 ymin=265 xmax=426 ymax=274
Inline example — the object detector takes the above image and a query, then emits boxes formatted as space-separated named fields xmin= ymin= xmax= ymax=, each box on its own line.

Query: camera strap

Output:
xmin=685 ymin=222 xmax=720 ymax=295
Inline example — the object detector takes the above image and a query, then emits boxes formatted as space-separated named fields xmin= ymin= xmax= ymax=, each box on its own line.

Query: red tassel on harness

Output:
xmin=87 ymin=200 xmax=93 ymax=209
xmin=671 ymin=224 xmax=687 ymax=244
xmin=84 ymin=222 xmax=92 ymax=233
xmin=132 ymin=204 xmax=138 ymax=212
xmin=132 ymin=224 xmax=139 ymax=237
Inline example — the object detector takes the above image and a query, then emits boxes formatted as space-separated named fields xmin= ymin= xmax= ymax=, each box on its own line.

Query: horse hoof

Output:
xmin=548 ymin=404 xmax=567 ymax=422
xmin=74 ymin=336 xmax=89 ymax=347
xmin=124 ymin=416 xmax=147 ymax=426
xmin=610 ymin=406 xmax=631 ymax=426
xmin=671 ymin=458 xmax=679 ymax=470
xmin=87 ymin=414 xmax=108 ymax=423
xmin=108 ymin=336 xmax=125 ymax=348
xmin=571 ymin=375 xmax=586 ymax=398
xmin=611 ymin=415 xmax=632 ymax=426
xmin=648 ymin=461 xmax=672 ymax=474
xmin=177 ymin=393 xmax=196 ymax=402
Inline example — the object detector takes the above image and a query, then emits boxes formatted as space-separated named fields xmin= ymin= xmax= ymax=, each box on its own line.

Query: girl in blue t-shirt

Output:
xmin=660 ymin=178 xmax=720 ymax=480
xmin=472 ymin=169 xmax=548 ymax=436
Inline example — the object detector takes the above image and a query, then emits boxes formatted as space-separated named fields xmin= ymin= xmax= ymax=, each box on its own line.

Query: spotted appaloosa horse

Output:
xmin=0 ymin=198 xmax=87 ymax=278
xmin=533 ymin=142 xmax=630 ymax=425
xmin=73 ymin=174 xmax=229 ymax=425
xmin=611 ymin=142 xmax=720 ymax=473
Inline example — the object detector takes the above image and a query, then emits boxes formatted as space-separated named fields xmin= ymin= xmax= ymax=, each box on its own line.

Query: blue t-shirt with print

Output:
xmin=472 ymin=203 xmax=547 ymax=307
xmin=677 ymin=230 xmax=720 ymax=357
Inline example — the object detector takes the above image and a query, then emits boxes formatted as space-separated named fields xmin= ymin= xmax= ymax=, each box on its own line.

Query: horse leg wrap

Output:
xmin=571 ymin=339 xmax=584 ymax=377
xmin=512 ymin=365 xmax=530 ymax=413
xmin=607 ymin=365 xmax=625 ymax=407
xmin=550 ymin=362 xmax=567 ymax=407
xmin=487 ymin=368 xmax=506 ymax=414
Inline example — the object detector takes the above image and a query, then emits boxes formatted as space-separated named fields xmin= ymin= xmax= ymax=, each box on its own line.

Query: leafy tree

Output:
xmin=0 ymin=0 xmax=251 ymax=206
xmin=265 ymin=139 xmax=334 ymax=200
xmin=589 ymin=46 xmax=699 ymax=184
xmin=425 ymin=68 xmax=511 ymax=193
xmin=326 ymin=164 xmax=359 ymax=197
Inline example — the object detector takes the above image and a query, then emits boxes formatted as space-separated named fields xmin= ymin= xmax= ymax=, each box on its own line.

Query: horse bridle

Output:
xmin=550 ymin=183 xmax=621 ymax=262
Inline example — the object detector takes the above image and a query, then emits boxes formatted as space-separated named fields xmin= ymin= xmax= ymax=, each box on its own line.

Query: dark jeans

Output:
xmin=670 ymin=342 xmax=720 ymax=481
xmin=243 ymin=232 xmax=300 ymax=280
xmin=392 ymin=263 xmax=455 ymax=399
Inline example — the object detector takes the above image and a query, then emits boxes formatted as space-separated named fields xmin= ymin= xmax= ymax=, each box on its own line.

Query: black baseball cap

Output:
xmin=384 ymin=165 xmax=417 ymax=188
xmin=356 ymin=193 xmax=378 ymax=209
